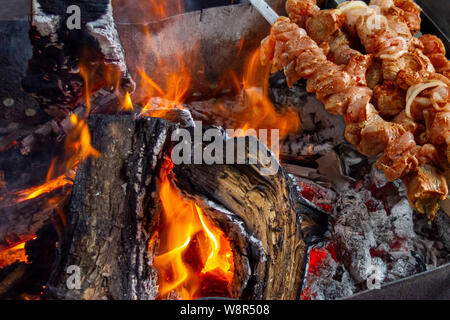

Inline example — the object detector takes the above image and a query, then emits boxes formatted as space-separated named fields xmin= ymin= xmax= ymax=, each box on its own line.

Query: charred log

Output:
xmin=45 ymin=115 xmax=324 ymax=300
xmin=0 ymin=89 xmax=123 ymax=154
xmin=22 ymin=0 xmax=135 ymax=120
xmin=46 ymin=115 xmax=173 ymax=299
xmin=171 ymin=128 xmax=325 ymax=299
xmin=0 ymin=187 xmax=69 ymax=252
xmin=0 ymin=224 xmax=58 ymax=299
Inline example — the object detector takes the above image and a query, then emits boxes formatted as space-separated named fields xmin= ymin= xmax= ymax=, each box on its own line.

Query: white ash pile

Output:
xmin=299 ymin=165 xmax=450 ymax=300
xmin=332 ymin=190 xmax=421 ymax=286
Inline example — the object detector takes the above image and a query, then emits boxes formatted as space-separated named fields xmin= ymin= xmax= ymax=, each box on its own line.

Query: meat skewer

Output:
xmin=285 ymin=2 xmax=450 ymax=147
xmin=286 ymin=0 xmax=362 ymax=65
xmin=285 ymin=1 xmax=409 ymax=124
xmin=250 ymin=0 xmax=449 ymax=220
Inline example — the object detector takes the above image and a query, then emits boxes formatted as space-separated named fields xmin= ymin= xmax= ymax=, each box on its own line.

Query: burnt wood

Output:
xmin=46 ymin=115 xmax=172 ymax=299
xmin=171 ymin=130 xmax=314 ymax=299
xmin=22 ymin=0 xmax=134 ymax=120
xmin=0 ymin=89 xmax=123 ymax=154
xmin=45 ymin=115 xmax=319 ymax=300
xmin=0 ymin=187 xmax=68 ymax=252
xmin=0 ymin=224 xmax=59 ymax=299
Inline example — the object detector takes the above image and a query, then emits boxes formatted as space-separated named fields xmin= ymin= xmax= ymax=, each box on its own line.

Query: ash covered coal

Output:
xmin=299 ymin=165 xmax=450 ymax=300
xmin=269 ymin=77 xmax=346 ymax=160
xmin=414 ymin=211 xmax=450 ymax=268
xmin=332 ymin=190 xmax=421 ymax=283
xmin=301 ymin=249 xmax=355 ymax=300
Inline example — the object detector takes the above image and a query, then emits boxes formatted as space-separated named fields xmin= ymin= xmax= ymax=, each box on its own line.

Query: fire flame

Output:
xmin=65 ymin=114 xmax=100 ymax=170
xmin=1 ymin=61 xmax=100 ymax=271
xmin=125 ymin=45 xmax=299 ymax=156
xmin=140 ymin=0 xmax=184 ymax=20
xmin=236 ymin=48 xmax=300 ymax=141
xmin=123 ymin=91 xmax=134 ymax=111
xmin=126 ymin=3 xmax=193 ymax=115
xmin=153 ymin=159 xmax=234 ymax=299
xmin=139 ymin=66 xmax=190 ymax=110
xmin=12 ymin=113 xmax=99 ymax=203
xmin=117 ymin=1 xmax=300 ymax=149
xmin=15 ymin=175 xmax=72 ymax=202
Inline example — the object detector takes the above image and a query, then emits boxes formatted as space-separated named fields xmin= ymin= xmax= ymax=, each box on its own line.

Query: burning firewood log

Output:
xmin=0 ymin=224 xmax=59 ymax=299
xmin=44 ymin=114 xmax=326 ymax=300
xmin=0 ymin=185 xmax=69 ymax=252
xmin=0 ymin=89 xmax=124 ymax=155
xmin=22 ymin=0 xmax=135 ymax=120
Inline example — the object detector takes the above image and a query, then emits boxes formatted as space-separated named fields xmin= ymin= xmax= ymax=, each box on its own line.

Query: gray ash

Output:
xmin=301 ymin=166 xmax=449 ymax=300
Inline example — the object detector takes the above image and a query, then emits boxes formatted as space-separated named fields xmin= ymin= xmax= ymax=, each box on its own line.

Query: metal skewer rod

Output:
xmin=248 ymin=0 xmax=280 ymax=25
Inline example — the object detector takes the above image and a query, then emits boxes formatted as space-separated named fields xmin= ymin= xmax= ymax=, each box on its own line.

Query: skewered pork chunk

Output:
xmin=305 ymin=9 xmax=345 ymax=44
xmin=403 ymin=165 xmax=448 ymax=220
xmin=338 ymin=1 xmax=411 ymax=59
xmin=293 ymin=3 xmax=362 ymax=65
xmin=261 ymin=15 xmax=449 ymax=220
xmin=369 ymin=0 xmax=395 ymax=10
xmin=382 ymin=50 xmax=435 ymax=82
xmin=392 ymin=0 xmax=422 ymax=34
xmin=286 ymin=0 xmax=319 ymax=28
xmin=370 ymin=0 xmax=421 ymax=35
xmin=420 ymin=34 xmax=446 ymax=56
xmin=375 ymin=131 xmax=441 ymax=180
xmin=393 ymin=110 xmax=425 ymax=137
xmin=349 ymin=114 xmax=406 ymax=156
xmin=373 ymin=81 xmax=406 ymax=118
xmin=419 ymin=34 xmax=450 ymax=80
xmin=329 ymin=31 xmax=362 ymax=65
xmin=429 ymin=110 xmax=450 ymax=163
xmin=261 ymin=16 xmax=405 ymax=158
xmin=337 ymin=1 xmax=374 ymax=38
xmin=375 ymin=132 xmax=447 ymax=220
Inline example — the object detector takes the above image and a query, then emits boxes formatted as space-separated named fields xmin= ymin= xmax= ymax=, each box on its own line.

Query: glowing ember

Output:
xmin=0 ymin=236 xmax=36 ymax=269
xmin=153 ymin=159 xmax=234 ymax=299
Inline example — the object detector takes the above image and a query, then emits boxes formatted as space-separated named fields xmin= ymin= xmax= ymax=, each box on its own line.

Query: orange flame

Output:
xmin=15 ymin=175 xmax=72 ymax=202
xmin=153 ymin=159 xmax=234 ymax=299
xmin=231 ymin=48 xmax=300 ymax=141
xmin=138 ymin=66 xmax=190 ymax=112
xmin=146 ymin=0 xmax=184 ymax=20
xmin=123 ymin=91 xmax=134 ymax=111
xmin=65 ymin=114 xmax=100 ymax=172
xmin=13 ymin=113 xmax=99 ymax=203
xmin=119 ymin=1 xmax=299 ymax=149
xmin=127 ymin=44 xmax=299 ymax=156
